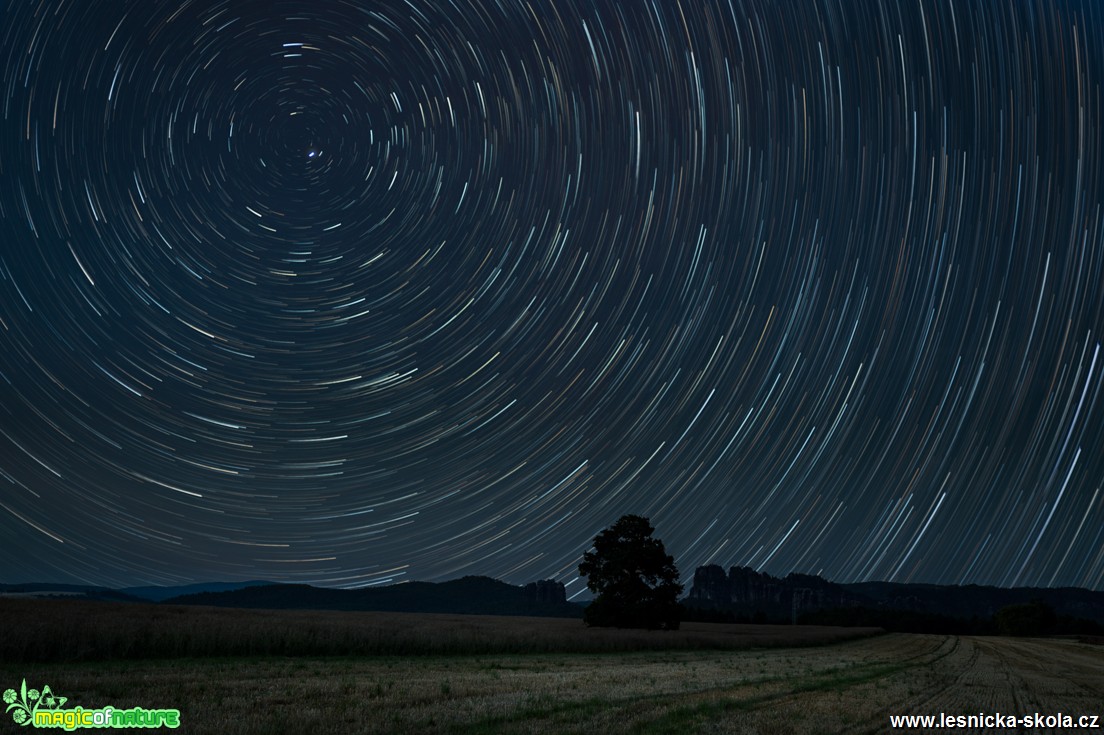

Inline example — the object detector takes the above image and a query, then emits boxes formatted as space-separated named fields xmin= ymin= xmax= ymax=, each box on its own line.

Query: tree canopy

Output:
xmin=579 ymin=514 xmax=683 ymax=629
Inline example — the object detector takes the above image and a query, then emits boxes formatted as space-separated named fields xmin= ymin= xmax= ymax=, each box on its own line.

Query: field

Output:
xmin=2 ymin=601 xmax=1102 ymax=733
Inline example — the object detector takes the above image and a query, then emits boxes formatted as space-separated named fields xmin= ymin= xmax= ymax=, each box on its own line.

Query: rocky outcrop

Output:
xmin=685 ymin=565 xmax=862 ymax=618
xmin=685 ymin=566 xmax=1104 ymax=624
xmin=523 ymin=579 xmax=567 ymax=606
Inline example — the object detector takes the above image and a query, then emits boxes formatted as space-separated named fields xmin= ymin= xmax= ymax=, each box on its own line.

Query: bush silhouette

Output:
xmin=995 ymin=600 xmax=1056 ymax=636
xmin=579 ymin=515 xmax=683 ymax=630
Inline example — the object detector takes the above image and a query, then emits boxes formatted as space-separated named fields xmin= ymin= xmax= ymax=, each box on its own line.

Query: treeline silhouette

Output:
xmin=685 ymin=599 xmax=1104 ymax=637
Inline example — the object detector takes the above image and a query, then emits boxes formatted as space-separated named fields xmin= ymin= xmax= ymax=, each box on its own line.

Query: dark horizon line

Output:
xmin=3 ymin=567 xmax=1103 ymax=595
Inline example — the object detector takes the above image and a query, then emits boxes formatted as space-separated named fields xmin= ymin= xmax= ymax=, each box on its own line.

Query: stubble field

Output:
xmin=2 ymin=602 xmax=1102 ymax=733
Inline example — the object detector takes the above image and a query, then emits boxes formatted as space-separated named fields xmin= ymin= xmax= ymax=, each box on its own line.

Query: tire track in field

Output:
xmin=505 ymin=635 xmax=957 ymax=735
xmin=448 ymin=635 xmax=973 ymax=735
xmin=972 ymin=637 xmax=1104 ymax=718
xmin=840 ymin=637 xmax=1104 ymax=735
xmin=836 ymin=636 xmax=983 ymax=735
xmin=781 ymin=635 xmax=970 ymax=735
xmin=646 ymin=635 xmax=976 ymax=735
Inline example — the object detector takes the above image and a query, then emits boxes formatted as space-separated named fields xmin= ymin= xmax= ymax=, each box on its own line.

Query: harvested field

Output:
xmin=0 ymin=599 xmax=876 ymax=661
xmin=2 ymin=613 xmax=1101 ymax=733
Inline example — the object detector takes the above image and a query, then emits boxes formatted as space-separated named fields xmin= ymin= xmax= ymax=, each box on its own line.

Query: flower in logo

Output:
xmin=3 ymin=679 xmax=60 ymax=726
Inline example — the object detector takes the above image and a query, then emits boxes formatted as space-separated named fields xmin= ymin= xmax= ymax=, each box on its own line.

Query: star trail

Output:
xmin=1 ymin=0 xmax=1103 ymax=596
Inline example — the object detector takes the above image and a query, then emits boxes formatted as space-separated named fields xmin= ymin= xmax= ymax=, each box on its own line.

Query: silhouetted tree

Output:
xmin=579 ymin=515 xmax=683 ymax=629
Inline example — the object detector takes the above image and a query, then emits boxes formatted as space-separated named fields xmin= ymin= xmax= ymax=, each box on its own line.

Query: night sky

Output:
xmin=1 ymin=1 xmax=1102 ymax=597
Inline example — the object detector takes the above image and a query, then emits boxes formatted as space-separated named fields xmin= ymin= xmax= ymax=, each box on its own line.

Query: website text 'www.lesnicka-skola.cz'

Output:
xmin=890 ymin=712 xmax=1101 ymax=729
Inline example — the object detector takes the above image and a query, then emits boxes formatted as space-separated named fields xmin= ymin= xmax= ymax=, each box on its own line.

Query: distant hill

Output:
xmin=0 ymin=581 xmax=278 ymax=604
xmin=20 ymin=568 xmax=1098 ymax=627
xmin=0 ymin=583 xmax=145 ymax=604
xmin=685 ymin=565 xmax=1104 ymax=624
xmin=164 ymin=576 xmax=582 ymax=618
xmin=122 ymin=580 xmax=277 ymax=602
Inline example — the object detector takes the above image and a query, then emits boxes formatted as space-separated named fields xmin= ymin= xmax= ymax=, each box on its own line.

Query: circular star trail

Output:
xmin=1 ymin=0 xmax=1103 ymax=593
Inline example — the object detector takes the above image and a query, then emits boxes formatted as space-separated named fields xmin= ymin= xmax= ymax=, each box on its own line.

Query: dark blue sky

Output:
xmin=1 ymin=0 xmax=1102 ymax=596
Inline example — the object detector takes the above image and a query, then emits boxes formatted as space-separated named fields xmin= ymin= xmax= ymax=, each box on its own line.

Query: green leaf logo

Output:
xmin=5 ymin=679 xmax=63 ymax=727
